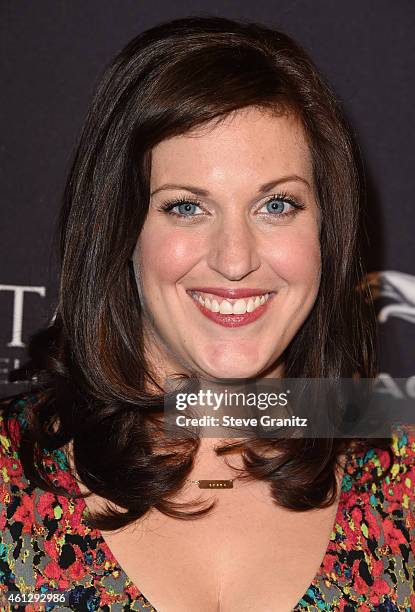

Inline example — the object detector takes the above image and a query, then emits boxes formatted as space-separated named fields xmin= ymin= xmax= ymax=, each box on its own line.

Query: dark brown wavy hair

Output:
xmin=2 ymin=15 xmax=393 ymax=531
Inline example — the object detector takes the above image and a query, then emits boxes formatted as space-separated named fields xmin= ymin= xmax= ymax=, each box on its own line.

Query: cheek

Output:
xmin=137 ymin=224 xmax=203 ymax=283
xmin=266 ymin=230 xmax=321 ymax=285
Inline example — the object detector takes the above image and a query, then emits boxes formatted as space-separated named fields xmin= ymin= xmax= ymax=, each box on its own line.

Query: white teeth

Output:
xmin=246 ymin=298 xmax=255 ymax=312
xmin=211 ymin=299 xmax=220 ymax=312
xmin=219 ymin=300 xmax=233 ymax=314
xmin=232 ymin=299 xmax=247 ymax=314
xmin=192 ymin=291 xmax=272 ymax=315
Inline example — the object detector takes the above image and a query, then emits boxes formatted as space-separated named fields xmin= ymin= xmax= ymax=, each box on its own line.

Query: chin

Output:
xmin=196 ymin=352 xmax=269 ymax=381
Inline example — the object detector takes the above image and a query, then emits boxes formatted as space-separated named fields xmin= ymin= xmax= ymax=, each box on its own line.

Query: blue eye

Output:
xmin=266 ymin=198 xmax=286 ymax=213
xmin=176 ymin=202 xmax=200 ymax=215
xmin=258 ymin=194 xmax=304 ymax=218
xmin=261 ymin=197 xmax=294 ymax=215
xmin=158 ymin=197 xmax=204 ymax=217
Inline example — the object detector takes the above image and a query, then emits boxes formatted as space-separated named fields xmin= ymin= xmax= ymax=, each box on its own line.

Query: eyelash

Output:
xmin=156 ymin=192 xmax=306 ymax=221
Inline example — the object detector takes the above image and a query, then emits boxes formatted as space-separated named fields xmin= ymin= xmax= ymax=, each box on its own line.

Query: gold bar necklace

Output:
xmin=187 ymin=478 xmax=235 ymax=489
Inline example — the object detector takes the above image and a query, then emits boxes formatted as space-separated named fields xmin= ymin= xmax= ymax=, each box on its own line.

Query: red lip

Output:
xmin=187 ymin=287 xmax=272 ymax=299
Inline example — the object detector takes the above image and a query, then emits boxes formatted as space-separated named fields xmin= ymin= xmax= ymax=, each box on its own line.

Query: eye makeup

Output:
xmin=155 ymin=191 xmax=306 ymax=222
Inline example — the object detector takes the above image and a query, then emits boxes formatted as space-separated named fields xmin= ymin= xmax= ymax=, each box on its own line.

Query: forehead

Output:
xmin=150 ymin=107 xmax=313 ymax=189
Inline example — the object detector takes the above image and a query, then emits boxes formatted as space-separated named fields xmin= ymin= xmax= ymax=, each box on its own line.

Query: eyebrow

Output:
xmin=150 ymin=174 xmax=311 ymax=197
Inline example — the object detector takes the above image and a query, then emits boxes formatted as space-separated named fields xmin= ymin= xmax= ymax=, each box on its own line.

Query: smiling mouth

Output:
xmin=189 ymin=290 xmax=273 ymax=314
xmin=186 ymin=290 xmax=275 ymax=327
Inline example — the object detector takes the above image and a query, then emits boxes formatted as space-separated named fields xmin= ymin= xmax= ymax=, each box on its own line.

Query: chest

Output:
xmin=97 ymin=482 xmax=341 ymax=612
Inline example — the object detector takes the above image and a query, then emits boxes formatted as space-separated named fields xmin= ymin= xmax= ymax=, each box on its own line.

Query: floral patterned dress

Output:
xmin=0 ymin=391 xmax=414 ymax=611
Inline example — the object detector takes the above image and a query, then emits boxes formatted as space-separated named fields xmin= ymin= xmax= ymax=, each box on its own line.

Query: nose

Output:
xmin=206 ymin=215 xmax=261 ymax=281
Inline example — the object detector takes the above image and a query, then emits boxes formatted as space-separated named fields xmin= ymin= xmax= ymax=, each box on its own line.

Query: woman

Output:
xmin=1 ymin=15 xmax=414 ymax=612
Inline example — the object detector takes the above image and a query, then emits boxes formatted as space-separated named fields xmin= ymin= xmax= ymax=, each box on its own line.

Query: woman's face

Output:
xmin=133 ymin=106 xmax=321 ymax=381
